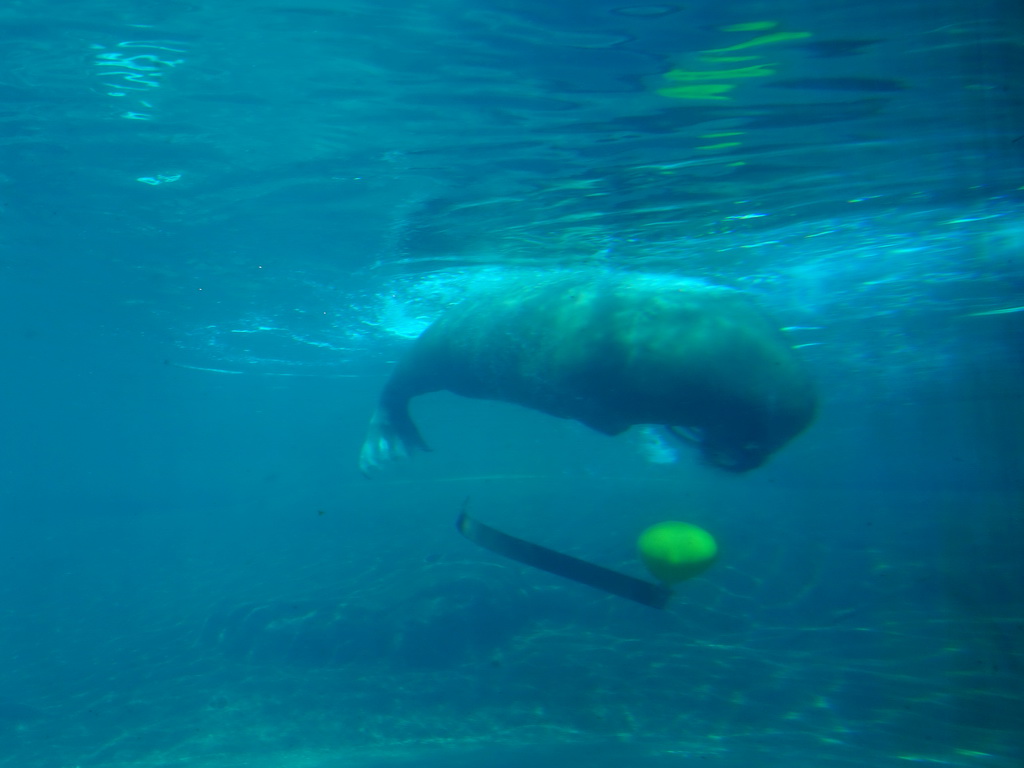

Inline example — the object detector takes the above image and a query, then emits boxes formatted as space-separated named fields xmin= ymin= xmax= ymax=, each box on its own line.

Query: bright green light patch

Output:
xmin=709 ymin=31 xmax=812 ymax=52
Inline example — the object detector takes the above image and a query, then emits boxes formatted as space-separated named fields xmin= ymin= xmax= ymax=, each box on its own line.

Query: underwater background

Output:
xmin=1 ymin=0 xmax=1022 ymax=766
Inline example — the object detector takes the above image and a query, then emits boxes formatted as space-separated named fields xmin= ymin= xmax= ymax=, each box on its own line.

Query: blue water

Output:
xmin=1 ymin=0 xmax=1022 ymax=766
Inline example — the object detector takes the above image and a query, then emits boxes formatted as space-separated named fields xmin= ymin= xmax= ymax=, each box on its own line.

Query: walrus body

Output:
xmin=359 ymin=271 xmax=815 ymax=474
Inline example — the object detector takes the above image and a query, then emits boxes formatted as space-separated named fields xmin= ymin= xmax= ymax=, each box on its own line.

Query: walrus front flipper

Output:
xmin=457 ymin=511 xmax=672 ymax=609
xmin=359 ymin=402 xmax=431 ymax=475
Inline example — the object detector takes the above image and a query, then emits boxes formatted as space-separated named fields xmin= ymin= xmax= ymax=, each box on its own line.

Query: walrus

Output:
xmin=359 ymin=271 xmax=815 ymax=474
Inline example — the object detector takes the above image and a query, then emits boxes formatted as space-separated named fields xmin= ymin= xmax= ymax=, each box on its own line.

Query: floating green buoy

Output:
xmin=638 ymin=521 xmax=718 ymax=584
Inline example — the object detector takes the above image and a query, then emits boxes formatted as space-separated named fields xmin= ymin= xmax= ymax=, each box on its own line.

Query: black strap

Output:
xmin=456 ymin=510 xmax=671 ymax=610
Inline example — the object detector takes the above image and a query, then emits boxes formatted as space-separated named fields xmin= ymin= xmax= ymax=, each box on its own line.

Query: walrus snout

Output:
xmin=702 ymin=443 xmax=766 ymax=473
xmin=668 ymin=427 xmax=765 ymax=472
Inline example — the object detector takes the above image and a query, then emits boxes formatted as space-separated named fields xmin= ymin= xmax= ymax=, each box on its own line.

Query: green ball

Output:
xmin=638 ymin=521 xmax=718 ymax=584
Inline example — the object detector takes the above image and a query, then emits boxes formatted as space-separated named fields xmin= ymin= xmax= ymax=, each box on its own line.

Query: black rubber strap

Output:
xmin=456 ymin=511 xmax=671 ymax=609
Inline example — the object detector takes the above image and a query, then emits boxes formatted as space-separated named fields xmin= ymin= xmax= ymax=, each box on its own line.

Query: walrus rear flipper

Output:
xmin=359 ymin=401 xmax=431 ymax=475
